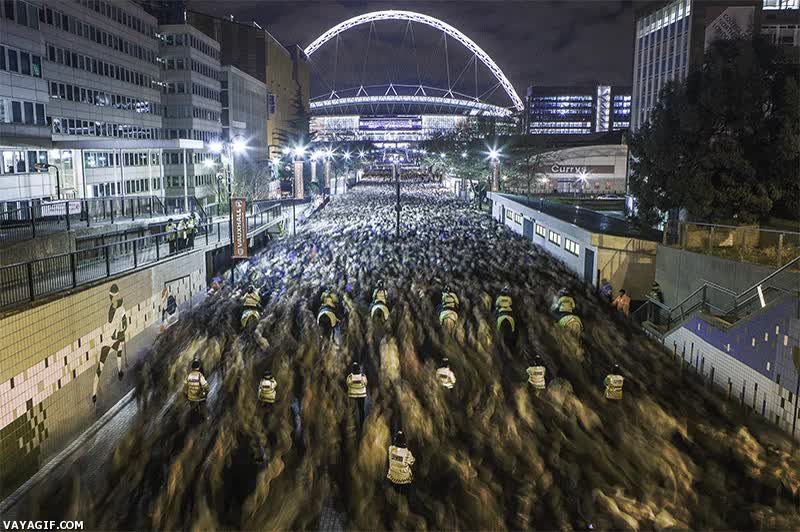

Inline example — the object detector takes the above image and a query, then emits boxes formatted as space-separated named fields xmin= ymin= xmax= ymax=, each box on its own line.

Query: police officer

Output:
xmin=185 ymin=358 xmax=209 ymax=403
xmin=177 ymin=217 xmax=188 ymax=251
xmin=186 ymin=213 xmax=197 ymax=249
xmin=258 ymin=370 xmax=277 ymax=404
xmin=387 ymin=430 xmax=415 ymax=487
xmin=436 ymin=358 xmax=456 ymax=389
xmin=372 ymin=280 xmax=388 ymax=306
xmin=604 ymin=364 xmax=624 ymax=400
xmin=495 ymin=285 xmax=512 ymax=314
xmin=241 ymin=285 xmax=261 ymax=329
xmin=166 ymin=218 xmax=177 ymax=254
xmin=648 ymin=282 xmax=665 ymax=304
xmin=346 ymin=361 xmax=367 ymax=425
xmin=440 ymin=285 xmax=460 ymax=312
xmin=92 ymin=284 xmax=127 ymax=403
xmin=552 ymin=288 xmax=576 ymax=317
xmin=321 ymin=289 xmax=339 ymax=309
xmin=526 ymin=355 xmax=546 ymax=392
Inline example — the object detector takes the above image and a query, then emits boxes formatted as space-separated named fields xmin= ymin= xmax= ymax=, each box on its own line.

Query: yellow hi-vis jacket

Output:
xmin=185 ymin=370 xmax=209 ymax=402
xmin=441 ymin=292 xmax=459 ymax=310
xmin=258 ymin=376 xmax=277 ymax=403
xmin=495 ymin=294 xmax=513 ymax=313
xmin=322 ymin=291 xmax=338 ymax=308
xmin=557 ymin=295 xmax=576 ymax=314
xmin=387 ymin=445 xmax=415 ymax=485
xmin=372 ymin=288 xmax=388 ymax=305
xmin=178 ymin=219 xmax=188 ymax=239
xmin=436 ymin=367 xmax=456 ymax=389
xmin=243 ymin=291 xmax=261 ymax=309
xmin=527 ymin=366 xmax=546 ymax=390
xmin=347 ymin=372 xmax=367 ymax=398
xmin=166 ymin=222 xmax=177 ymax=241
xmin=604 ymin=374 xmax=624 ymax=400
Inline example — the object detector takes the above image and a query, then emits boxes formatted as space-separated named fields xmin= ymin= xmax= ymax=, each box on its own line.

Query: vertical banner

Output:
xmin=293 ymin=160 xmax=304 ymax=199
xmin=232 ymin=197 xmax=248 ymax=258
xmin=324 ymin=160 xmax=332 ymax=189
xmin=492 ymin=163 xmax=500 ymax=192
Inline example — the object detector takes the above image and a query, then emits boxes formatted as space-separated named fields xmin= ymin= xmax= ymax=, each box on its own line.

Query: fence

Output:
xmin=663 ymin=221 xmax=800 ymax=269
xmin=0 ymin=196 xmax=170 ymax=242
xmin=0 ymin=202 xmax=283 ymax=311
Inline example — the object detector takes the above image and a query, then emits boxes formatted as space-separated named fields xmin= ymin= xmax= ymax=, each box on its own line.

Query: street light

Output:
xmin=34 ymin=163 xmax=62 ymax=199
xmin=461 ymin=151 xmax=468 ymax=159
xmin=289 ymin=143 xmax=308 ymax=236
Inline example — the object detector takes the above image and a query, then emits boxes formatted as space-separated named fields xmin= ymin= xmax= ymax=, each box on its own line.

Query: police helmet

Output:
xmin=264 ymin=370 xmax=272 ymax=379
xmin=191 ymin=358 xmax=201 ymax=370
xmin=352 ymin=361 xmax=361 ymax=373
xmin=558 ymin=288 xmax=569 ymax=297
xmin=393 ymin=430 xmax=407 ymax=447
xmin=501 ymin=285 xmax=510 ymax=295
xmin=443 ymin=284 xmax=452 ymax=293
xmin=612 ymin=364 xmax=620 ymax=373
xmin=440 ymin=357 xmax=449 ymax=368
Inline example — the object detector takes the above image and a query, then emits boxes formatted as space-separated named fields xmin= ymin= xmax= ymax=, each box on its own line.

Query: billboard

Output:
xmin=231 ymin=198 xmax=248 ymax=259
xmin=359 ymin=115 xmax=422 ymax=131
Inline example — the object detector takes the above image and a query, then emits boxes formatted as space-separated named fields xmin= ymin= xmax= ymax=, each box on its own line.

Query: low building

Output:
xmin=526 ymin=144 xmax=629 ymax=194
xmin=488 ymin=192 xmax=660 ymax=299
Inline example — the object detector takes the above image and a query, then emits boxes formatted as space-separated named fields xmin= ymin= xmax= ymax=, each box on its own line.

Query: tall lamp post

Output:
xmin=488 ymin=147 xmax=501 ymax=193
xmin=34 ymin=163 xmax=61 ymax=200
xmin=291 ymin=144 xmax=306 ymax=236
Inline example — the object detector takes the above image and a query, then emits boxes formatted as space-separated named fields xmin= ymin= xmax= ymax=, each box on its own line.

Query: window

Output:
xmin=0 ymin=46 xmax=5 ymax=70
xmin=535 ymin=223 xmax=546 ymax=238
xmin=23 ymin=101 xmax=33 ymax=124
xmin=506 ymin=209 xmax=513 ymax=220
xmin=548 ymin=230 xmax=562 ymax=246
xmin=7 ymin=48 xmax=17 ymax=72
xmin=11 ymin=100 xmax=22 ymax=122
xmin=513 ymin=213 xmax=522 ymax=224
xmin=19 ymin=51 xmax=30 ymax=75
xmin=31 ymin=54 xmax=41 ymax=76
xmin=565 ymin=238 xmax=580 ymax=256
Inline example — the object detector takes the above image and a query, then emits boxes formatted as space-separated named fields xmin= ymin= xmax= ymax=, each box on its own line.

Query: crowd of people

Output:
xmin=24 ymin=180 xmax=800 ymax=531
xmin=165 ymin=213 xmax=199 ymax=253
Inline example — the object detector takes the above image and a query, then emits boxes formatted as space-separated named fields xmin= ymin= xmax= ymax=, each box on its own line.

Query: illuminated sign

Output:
xmin=359 ymin=115 xmax=422 ymax=131
xmin=538 ymin=164 xmax=616 ymax=175
xmin=231 ymin=198 xmax=248 ymax=259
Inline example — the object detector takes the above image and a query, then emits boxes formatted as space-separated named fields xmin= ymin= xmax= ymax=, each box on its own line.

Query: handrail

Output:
xmin=736 ymin=255 xmax=800 ymax=298
xmin=677 ymin=220 xmax=800 ymax=236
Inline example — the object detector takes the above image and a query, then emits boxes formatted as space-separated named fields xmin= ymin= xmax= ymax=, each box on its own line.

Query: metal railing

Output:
xmin=663 ymin=220 xmax=800 ymax=269
xmin=0 ymin=196 xmax=170 ymax=242
xmin=633 ymin=255 xmax=800 ymax=339
xmin=0 ymin=202 xmax=283 ymax=311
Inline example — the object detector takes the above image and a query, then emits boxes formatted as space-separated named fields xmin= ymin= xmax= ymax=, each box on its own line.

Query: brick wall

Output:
xmin=0 ymin=250 xmax=206 ymax=498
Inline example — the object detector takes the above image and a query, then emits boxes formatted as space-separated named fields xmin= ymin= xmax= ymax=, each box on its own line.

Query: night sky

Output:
xmin=190 ymin=0 xmax=635 ymax=105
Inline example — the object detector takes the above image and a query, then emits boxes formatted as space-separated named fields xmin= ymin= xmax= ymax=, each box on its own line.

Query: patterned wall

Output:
xmin=0 ymin=252 xmax=206 ymax=499
xmin=665 ymin=296 xmax=800 ymax=441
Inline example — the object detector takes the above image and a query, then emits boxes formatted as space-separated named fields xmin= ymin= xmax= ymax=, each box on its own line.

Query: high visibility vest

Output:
xmin=347 ymin=373 xmax=367 ymax=398
xmin=558 ymin=313 xmax=583 ymax=331
xmin=387 ymin=445 xmax=415 ymax=485
xmin=604 ymin=374 xmax=624 ymax=400
xmin=527 ymin=366 xmax=546 ymax=390
xmin=243 ymin=292 xmax=261 ymax=309
xmin=258 ymin=377 xmax=277 ymax=403
xmin=185 ymin=370 xmax=209 ymax=402
xmin=557 ymin=296 xmax=576 ymax=314
xmin=178 ymin=220 xmax=188 ymax=239
xmin=436 ymin=367 xmax=456 ymax=389
xmin=372 ymin=288 xmax=388 ymax=305
xmin=166 ymin=223 xmax=177 ymax=241
xmin=441 ymin=292 xmax=459 ymax=310
xmin=495 ymin=294 xmax=512 ymax=313
xmin=322 ymin=292 xmax=338 ymax=308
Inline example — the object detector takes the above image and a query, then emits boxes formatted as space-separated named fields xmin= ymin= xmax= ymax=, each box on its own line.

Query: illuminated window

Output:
xmin=548 ymin=230 xmax=561 ymax=246
xmin=506 ymin=209 xmax=513 ymax=220
xmin=535 ymin=224 xmax=546 ymax=238
xmin=565 ymin=238 xmax=580 ymax=256
xmin=513 ymin=212 xmax=522 ymax=224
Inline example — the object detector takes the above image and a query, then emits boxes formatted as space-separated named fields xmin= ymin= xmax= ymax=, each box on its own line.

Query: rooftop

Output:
xmin=495 ymin=193 xmax=662 ymax=241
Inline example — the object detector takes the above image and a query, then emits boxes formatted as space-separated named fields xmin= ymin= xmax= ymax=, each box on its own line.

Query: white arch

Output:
xmin=303 ymin=10 xmax=524 ymax=111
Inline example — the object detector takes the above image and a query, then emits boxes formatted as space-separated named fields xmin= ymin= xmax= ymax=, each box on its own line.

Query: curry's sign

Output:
xmin=540 ymin=164 xmax=616 ymax=175
xmin=232 ymin=198 xmax=248 ymax=258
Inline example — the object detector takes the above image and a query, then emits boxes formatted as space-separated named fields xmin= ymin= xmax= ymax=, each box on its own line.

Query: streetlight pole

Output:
xmin=35 ymin=163 xmax=61 ymax=200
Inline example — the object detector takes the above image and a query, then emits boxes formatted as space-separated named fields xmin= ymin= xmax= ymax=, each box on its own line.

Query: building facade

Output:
xmin=524 ymin=84 xmax=631 ymax=135
xmin=221 ymin=65 xmax=268 ymax=162
xmin=630 ymin=0 xmax=798 ymax=132
xmin=185 ymin=11 xmax=310 ymax=158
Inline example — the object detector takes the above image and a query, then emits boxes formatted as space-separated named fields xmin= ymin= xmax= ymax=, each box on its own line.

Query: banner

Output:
xmin=41 ymin=200 xmax=82 ymax=216
xmin=294 ymin=160 xmax=304 ymax=199
xmin=704 ymin=6 xmax=754 ymax=50
xmin=231 ymin=197 xmax=248 ymax=259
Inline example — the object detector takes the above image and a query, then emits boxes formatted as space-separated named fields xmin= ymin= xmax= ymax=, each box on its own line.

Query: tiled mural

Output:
xmin=0 ymin=252 xmax=206 ymax=498
xmin=665 ymin=296 xmax=800 ymax=440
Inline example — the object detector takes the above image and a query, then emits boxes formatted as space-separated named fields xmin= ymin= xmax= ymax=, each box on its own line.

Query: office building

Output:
xmin=221 ymin=65 xmax=268 ymax=162
xmin=524 ymin=85 xmax=631 ymax=135
xmin=184 ymin=11 xmax=310 ymax=158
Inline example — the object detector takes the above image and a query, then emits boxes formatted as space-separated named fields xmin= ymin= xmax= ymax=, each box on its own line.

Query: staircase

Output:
xmin=633 ymin=255 xmax=800 ymax=341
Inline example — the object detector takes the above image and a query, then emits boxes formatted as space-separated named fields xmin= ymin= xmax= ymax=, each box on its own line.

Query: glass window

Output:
xmin=2 ymin=151 xmax=14 ymax=173
xmin=7 ymin=48 xmax=18 ymax=72
xmin=548 ymin=230 xmax=562 ymax=246
xmin=20 ymin=51 xmax=30 ymax=75
xmin=0 ymin=45 xmax=5 ymax=70
xmin=17 ymin=0 xmax=26 ymax=25
xmin=23 ymin=101 xmax=33 ymax=124
xmin=35 ymin=103 xmax=45 ymax=125
xmin=13 ymin=150 xmax=26 ymax=172
xmin=11 ymin=100 xmax=22 ymax=122
xmin=31 ymin=54 xmax=41 ymax=76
